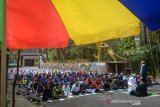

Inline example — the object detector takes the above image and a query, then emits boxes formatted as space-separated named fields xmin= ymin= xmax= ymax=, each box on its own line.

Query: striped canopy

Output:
xmin=0 ymin=0 xmax=159 ymax=49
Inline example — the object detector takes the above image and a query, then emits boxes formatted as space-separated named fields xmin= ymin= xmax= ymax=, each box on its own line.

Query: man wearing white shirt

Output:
xmin=71 ymin=82 xmax=80 ymax=95
xmin=128 ymin=74 xmax=137 ymax=93
xmin=62 ymin=83 xmax=70 ymax=96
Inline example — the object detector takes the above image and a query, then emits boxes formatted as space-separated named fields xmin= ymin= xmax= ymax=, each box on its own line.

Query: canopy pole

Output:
xmin=1 ymin=0 xmax=7 ymax=107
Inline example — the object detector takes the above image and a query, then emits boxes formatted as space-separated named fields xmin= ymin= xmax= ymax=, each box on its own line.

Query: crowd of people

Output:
xmin=15 ymin=69 xmax=159 ymax=102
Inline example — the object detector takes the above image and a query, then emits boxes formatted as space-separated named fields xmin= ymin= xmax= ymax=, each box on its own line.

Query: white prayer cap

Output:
xmin=132 ymin=74 xmax=136 ymax=77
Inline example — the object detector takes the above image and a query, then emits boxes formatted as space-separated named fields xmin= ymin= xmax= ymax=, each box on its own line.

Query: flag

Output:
xmin=7 ymin=0 xmax=69 ymax=49
xmin=52 ymin=0 xmax=140 ymax=45
xmin=120 ymin=0 xmax=160 ymax=31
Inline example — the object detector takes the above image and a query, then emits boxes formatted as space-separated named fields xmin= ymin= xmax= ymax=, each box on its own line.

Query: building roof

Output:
xmin=106 ymin=61 xmax=130 ymax=64
xmin=9 ymin=49 xmax=44 ymax=56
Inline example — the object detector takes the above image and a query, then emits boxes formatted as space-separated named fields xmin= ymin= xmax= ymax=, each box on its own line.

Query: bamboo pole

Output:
xmin=1 ymin=0 xmax=7 ymax=107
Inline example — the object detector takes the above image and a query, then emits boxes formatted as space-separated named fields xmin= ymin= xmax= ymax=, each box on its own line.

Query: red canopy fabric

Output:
xmin=7 ymin=0 xmax=69 ymax=49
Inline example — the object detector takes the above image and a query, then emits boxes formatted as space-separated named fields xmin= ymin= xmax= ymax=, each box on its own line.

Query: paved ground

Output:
xmin=7 ymin=81 xmax=160 ymax=107
xmin=7 ymin=91 xmax=160 ymax=107
xmin=43 ymin=90 xmax=160 ymax=107
xmin=7 ymin=81 xmax=43 ymax=107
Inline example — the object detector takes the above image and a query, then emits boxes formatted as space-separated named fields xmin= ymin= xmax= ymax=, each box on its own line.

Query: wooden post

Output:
xmin=6 ymin=54 xmax=9 ymax=94
xmin=22 ymin=57 xmax=24 ymax=67
xmin=1 ymin=0 xmax=7 ymax=106
xmin=115 ymin=62 xmax=118 ymax=74
xmin=124 ymin=61 xmax=127 ymax=74
xmin=21 ymin=56 xmax=23 ymax=67
xmin=45 ymin=49 xmax=49 ymax=61
xmin=37 ymin=49 xmax=40 ymax=68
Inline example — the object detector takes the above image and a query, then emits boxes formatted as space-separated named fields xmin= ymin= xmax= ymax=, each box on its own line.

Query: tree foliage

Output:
xmin=43 ymin=24 xmax=160 ymax=75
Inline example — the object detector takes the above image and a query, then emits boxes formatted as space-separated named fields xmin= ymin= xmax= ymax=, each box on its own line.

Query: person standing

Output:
xmin=140 ymin=61 xmax=147 ymax=82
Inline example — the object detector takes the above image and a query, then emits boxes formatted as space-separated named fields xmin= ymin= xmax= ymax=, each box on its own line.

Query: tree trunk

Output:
xmin=83 ymin=47 xmax=85 ymax=62
xmin=147 ymin=29 xmax=158 ymax=73
xmin=12 ymin=50 xmax=20 ymax=107
xmin=157 ymin=31 xmax=160 ymax=49
xmin=157 ymin=31 xmax=160 ymax=74
xmin=61 ymin=49 xmax=66 ymax=63
xmin=56 ymin=49 xmax=61 ymax=63
xmin=45 ymin=49 xmax=49 ymax=61
xmin=140 ymin=23 xmax=147 ymax=46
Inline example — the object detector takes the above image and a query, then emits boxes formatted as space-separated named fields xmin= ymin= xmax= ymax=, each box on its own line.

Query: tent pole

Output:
xmin=1 ymin=0 xmax=7 ymax=107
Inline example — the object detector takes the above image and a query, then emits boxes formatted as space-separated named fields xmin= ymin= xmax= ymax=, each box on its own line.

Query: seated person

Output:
xmin=93 ymin=78 xmax=102 ymax=92
xmin=85 ymin=78 xmax=92 ymax=88
xmin=22 ymin=78 xmax=27 ymax=87
xmin=130 ymin=79 xmax=147 ymax=97
xmin=62 ymin=82 xmax=70 ymax=96
xmin=136 ymin=75 xmax=141 ymax=84
xmin=27 ymin=81 xmax=33 ymax=90
xmin=152 ymin=75 xmax=159 ymax=85
xmin=24 ymin=88 xmax=33 ymax=96
xmin=52 ymin=83 xmax=64 ymax=99
xmin=147 ymin=76 xmax=154 ymax=86
xmin=33 ymin=80 xmax=39 ymax=93
xmin=122 ymin=80 xmax=128 ymax=89
xmin=37 ymin=83 xmax=44 ymax=96
xmin=103 ymin=81 xmax=110 ymax=91
xmin=117 ymin=79 xmax=125 ymax=89
xmin=128 ymin=74 xmax=137 ymax=93
xmin=80 ymin=83 xmax=87 ymax=94
xmin=110 ymin=76 xmax=119 ymax=90
xmin=71 ymin=82 xmax=81 ymax=95
xmin=42 ymin=85 xmax=52 ymax=101
xmin=86 ymin=84 xmax=95 ymax=93
xmin=118 ymin=73 xmax=123 ymax=81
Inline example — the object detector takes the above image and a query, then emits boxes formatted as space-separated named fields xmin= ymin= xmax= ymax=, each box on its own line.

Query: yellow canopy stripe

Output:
xmin=52 ymin=0 xmax=140 ymax=45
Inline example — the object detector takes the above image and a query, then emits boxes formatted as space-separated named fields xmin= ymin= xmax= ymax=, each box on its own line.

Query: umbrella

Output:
xmin=6 ymin=0 xmax=69 ymax=49
xmin=120 ymin=0 xmax=160 ymax=31
xmin=0 ymin=0 xmax=159 ymax=49
xmin=52 ymin=0 xmax=140 ymax=46
xmin=0 ymin=0 xmax=139 ymax=49
xmin=0 ymin=1 xmax=160 ymax=106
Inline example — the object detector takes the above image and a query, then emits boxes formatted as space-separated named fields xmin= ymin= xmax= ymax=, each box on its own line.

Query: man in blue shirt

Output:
xmin=140 ymin=61 xmax=147 ymax=83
